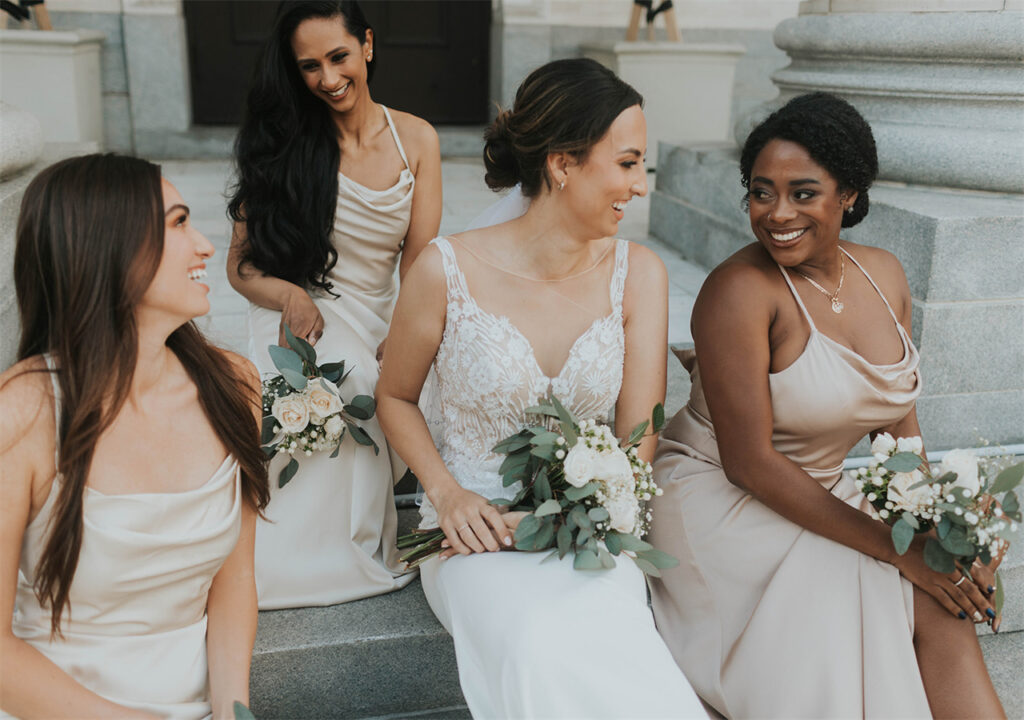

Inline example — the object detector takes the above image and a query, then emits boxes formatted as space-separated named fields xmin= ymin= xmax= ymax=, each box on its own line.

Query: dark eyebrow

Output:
xmin=618 ymin=148 xmax=643 ymax=157
xmin=750 ymin=176 xmax=821 ymax=187
xmin=165 ymin=203 xmax=189 ymax=216
xmin=296 ymin=46 xmax=347 ymax=63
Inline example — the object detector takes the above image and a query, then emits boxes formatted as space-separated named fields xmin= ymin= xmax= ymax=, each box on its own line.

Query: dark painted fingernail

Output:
xmin=993 ymin=619 xmax=1001 ymax=634
xmin=986 ymin=608 xmax=996 ymax=619
xmin=987 ymin=585 xmax=995 ymax=594
xmin=958 ymin=610 xmax=967 ymax=619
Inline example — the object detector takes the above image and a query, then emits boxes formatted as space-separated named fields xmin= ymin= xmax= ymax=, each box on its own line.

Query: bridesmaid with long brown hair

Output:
xmin=0 ymin=154 xmax=269 ymax=718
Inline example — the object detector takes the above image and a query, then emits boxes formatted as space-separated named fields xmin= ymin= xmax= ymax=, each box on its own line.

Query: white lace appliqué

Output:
xmin=420 ymin=237 xmax=628 ymax=525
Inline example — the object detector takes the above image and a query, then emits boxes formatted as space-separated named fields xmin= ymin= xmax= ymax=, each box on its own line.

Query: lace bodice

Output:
xmin=420 ymin=236 xmax=628 ymax=525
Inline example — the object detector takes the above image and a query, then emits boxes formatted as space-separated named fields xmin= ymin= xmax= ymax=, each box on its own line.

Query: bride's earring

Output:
xmin=559 ymin=179 xmax=566 ymax=191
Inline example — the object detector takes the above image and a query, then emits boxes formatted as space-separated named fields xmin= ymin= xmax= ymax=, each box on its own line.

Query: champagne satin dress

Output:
xmin=248 ymin=107 xmax=415 ymax=609
xmin=649 ymin=248 xmax=932 ymax=719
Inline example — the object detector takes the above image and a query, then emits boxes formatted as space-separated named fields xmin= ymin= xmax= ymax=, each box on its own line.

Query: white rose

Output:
xmin=886 ymin=469 xmax=933 ymax=513
xmin=272 ymin=394 xmax=310 ymax=434
xmin=592 ymin=449 xmax=635 ymax=492
xmin=940 ymin=448 xmax=980 ymax=497
xmin=563 ymin=442 xmax=598 ymax=488
xmin=306 ymin=379 xmax=343 ymax=421
xmin=605 ymin=492 xmax=639 ymax=534
xmin=896 ymin=436 xmax=924 ymax=455
xmin=324 ymin=415 xmax=344 ymax=438
xmin=871 ymin=432 xmax=897 ymax=458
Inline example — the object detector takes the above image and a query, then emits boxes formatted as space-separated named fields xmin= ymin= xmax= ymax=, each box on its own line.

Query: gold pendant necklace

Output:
xmin=797 ymin=255 xmax=845 ymax=314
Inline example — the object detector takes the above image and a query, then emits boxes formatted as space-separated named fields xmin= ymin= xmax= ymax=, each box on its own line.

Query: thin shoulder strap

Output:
xmin=430 ymin=236 xmax=472 ymax=304
xmin=382 ymin=106 xmax=411 ymax=171
xmin=43 ymin=353 xmax=61 ymax=469
xmin=610 ymin=239 xmax=629 ymax=315
xmin=776 ymin=264 xmax=819 ymax=332
xmin=840 ymin=247 xmax=901 ymax=325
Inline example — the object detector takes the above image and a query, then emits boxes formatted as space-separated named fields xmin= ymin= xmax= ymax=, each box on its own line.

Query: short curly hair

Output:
xmin=739 ymin=92 xmax=878 ymax=228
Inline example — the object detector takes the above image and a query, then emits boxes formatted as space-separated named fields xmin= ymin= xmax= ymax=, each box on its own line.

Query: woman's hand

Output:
xmin=279 ymin=287 xmax=324 ymax=347
xmin=894 ymin=536 xmax=995 ymax=623
xmin=432 ymin=484 xmax=513 ymax=556
xmin=439 ymin=510 xmax=528 ymax=560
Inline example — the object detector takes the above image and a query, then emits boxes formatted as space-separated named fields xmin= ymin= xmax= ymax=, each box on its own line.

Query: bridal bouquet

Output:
xmin=399 ymin=396 xmax=678 ymax=576
xmin=853 ymin=433 xmax=1023 ymax=611
xmin=261 ymin=325 xmax=378 ymax=488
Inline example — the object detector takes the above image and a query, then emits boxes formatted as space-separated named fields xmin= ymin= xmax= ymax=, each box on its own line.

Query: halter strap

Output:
xmin=382 ymin=106 xmax=411 ymax=171
xmin=839 ymin=247 xmax=901 ymax=326
xmin=609 ymin=239 xmax=629 ymax=316
xmin=776 ymin=264 xmax=819 ymax=333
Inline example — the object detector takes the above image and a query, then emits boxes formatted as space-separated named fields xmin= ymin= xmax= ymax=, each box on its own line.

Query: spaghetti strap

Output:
xmin=382 ymin=107 xmax=411 ymax=171
xmin=609 ymin=239 xmax=629 ymax=316
xmin=776 ymin=264 xmax=818 ymax=332
xmin=43 ymin=353 xmax=61 ymax=469
xmin=430 ymin=236 xmax=472 ymax=305
xmin=840 ymin=247 xmax=901 ymax=326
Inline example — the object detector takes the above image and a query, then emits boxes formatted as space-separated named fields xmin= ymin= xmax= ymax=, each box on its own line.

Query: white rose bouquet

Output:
xmin=261 ymin=325 xmax=378 ymax=487
xmin=852 ymin=433 xmax=1023 ymax=612
xmin=398 ymin=396 xmax=678 ymax=576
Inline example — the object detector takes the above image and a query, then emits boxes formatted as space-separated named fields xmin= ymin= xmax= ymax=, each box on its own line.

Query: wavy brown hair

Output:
xmin=14 ymin=154 xmax=269 ymax=635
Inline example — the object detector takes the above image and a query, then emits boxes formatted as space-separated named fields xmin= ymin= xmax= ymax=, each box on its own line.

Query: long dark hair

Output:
xmin=740 ymin=92 xmax=878 ymax=228
xmin=228 ymin=1 xmax=374 ymax=294
xmin=483 ymin=58 xmax=643 ymax=198
xmin=14 ymin=154 xmax=270 ymax=635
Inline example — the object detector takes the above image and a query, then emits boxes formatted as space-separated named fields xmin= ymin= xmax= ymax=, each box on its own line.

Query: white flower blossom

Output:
xmin=306 ymin=379 xmax=343 ymax=421
xmin=605 ymin=492 xmax=639 ymax=534
xmin=273 ymin=395 xmax=310 ymax=434
xmin=871 ymin=432 xmax=897 ymax=457
xmin=940 ymin=448 xmax=981 ymax=498
xmin=563 ymin=442 xmax=599 ymax=488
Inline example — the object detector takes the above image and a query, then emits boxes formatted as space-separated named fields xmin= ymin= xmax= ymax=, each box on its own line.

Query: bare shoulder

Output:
xmin=402 ymin=241 xmax=448 ymax=295
xmin=218 ymin=349 xmax=260 ymax=391
xmin=701 ymin=244 xmax=778 ymax=301
xmin=389 ymin=109 xmax=439 ymax=156
xmin=842 ymin=241 xmax=911 ymax=306
xmin=0 ymin=356 xmax=54 ymax=463
xmin=622 ymin=241 xmax=667 ymax=295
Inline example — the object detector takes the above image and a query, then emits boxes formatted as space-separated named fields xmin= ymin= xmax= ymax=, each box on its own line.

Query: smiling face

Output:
xmin=137 ymin=179 xmax=214 ymax=325
xmin=747 ymin=139 xmax=855 ymax=266
xmin=291 ymin=15 xmax=371 ymax=113
xmin=560 ymin=104 xmax=648 ymax=240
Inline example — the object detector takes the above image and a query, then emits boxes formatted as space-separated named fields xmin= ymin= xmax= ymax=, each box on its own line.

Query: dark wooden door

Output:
xmin=184 ymin=0 xmax=491 ymax=125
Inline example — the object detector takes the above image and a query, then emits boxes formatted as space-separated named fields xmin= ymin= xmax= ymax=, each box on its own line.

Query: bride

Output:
xmin=376 ymin=59 xmax=705 ymax=718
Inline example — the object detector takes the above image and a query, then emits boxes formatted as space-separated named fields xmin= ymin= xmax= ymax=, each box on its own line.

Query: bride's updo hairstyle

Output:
xmin=740 ymin=92 xmax=878 ymax=228
xmin=484 ymin=58 xmax=643 ymax=198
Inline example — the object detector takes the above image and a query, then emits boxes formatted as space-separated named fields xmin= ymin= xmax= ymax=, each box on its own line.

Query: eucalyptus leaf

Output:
xmin=516 ymin=514 xmax=541 ymax=539
xmin=533 ymin=519 xmax=556 ymax=550
xmin=262 ymin=444 xmax=278 ymax=458
xmin=936 ymin=515 xmax=952 ymax=540
xmin=938 ymin=527 xmax=975 ymax=556
xmin=923 ymin=538 xmax=957 ymax=574
xmin=515 ymin=530 xmax=539 ymax=551
xmin=280 ymin=367 xmax=308 ymax=391
xmin=534 ymin=467 xmax=552 ymax=501
xmin=498 ymin=451 xmax=530 ymax=476
xmin=626 ymin=419 xmax=650 ymax=447
xmin=573 ymin=549 xmax=601 ymax=570
xmin=524 ymin=403 xmax=560 ymax=419
xmin=535 ymin=498 xmax=562 ymax=517
xmin=530 ymin=444 xmax=556 ymax=461
xmin=565 ymin=482 xmax=597 ymax=501
xmin=345 ymin=394 xmax=376 ymax=420
xmin=550 ymin=395 xmax=578 ymax=446
xmin=557 ymin=524 xmax=572 ymax=558
xmin=234 ymin=701 xmax=257 ymax=720
xmin=345 ymin=421 xmax=379 ymax=455
xmin=882 ymin=452 xmax=925 ymax=473
xmin=329 ymin=431 xmax=345 ymax=458
xmin=1002 ymin=490 xmax=1019 ymax=515
xmin=278 ymin=457 xmax=299 ymax=489
xmin=597 ymin=546 xmax=617 ymax=569
xmin=632 ymin=557 xmax=660 ymax=577
xmin=891 ymin=518 xmax=915 ymax=555
xmin=531 ymin=431 xmax=561 ymax=446
xmin=652 ymin=403 xmax=665 ymax=432
xmin=587 ymin=507 xmax=610 ymax=522
xmin=604 ymin=531 xmax=623 ymax=555
xmin=995 ymin=571 xmax=1004 ymax=615
xmin=260 ymin=415 xmax=277 ymax=444
xmin=268 ymin=344 xmax=303 ymax=377
xmin=615 ymin=533 xmax=653 ymax=553
xmin=283 ymin=324 xmax=316 ymax=366
xmin=319 ymin=360 xmax=345 ymax=376
xmin=637 ymin=548 xmax=679 ymax=569
xmin=493 ymin=433 xmax=532 ymax=454
xmin=990 ymin=462 xmax=1024 ymax=495
xmin=540 ymin=549 xmax=561 ymax=564
xmin=901 ymin=511 xmax=920 ymax=531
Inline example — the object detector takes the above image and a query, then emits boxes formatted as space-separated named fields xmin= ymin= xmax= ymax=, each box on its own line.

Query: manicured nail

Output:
xmin=440 ymin=554 xmax=448 ymax=561
xmin=993 ymin=619 xmax=1001 ymax=634
xmin=987 ymin=585 xmax=995 ymax=595
xmin=973 ymin=611 xmax=984 ymax=622
xmin=986 ymin=608 xmax=996 ymax=619
xmin=958 ymin=610 xmax=967 ymax=619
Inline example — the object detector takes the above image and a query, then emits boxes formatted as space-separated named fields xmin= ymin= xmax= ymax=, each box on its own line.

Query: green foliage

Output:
xmin=923 ymin=538 xmax=956 ymax=574
xmin=278 ymin=457 xmax=299 ymax=489
xmin=344 ymin=394 xmax=376 ymax=420
xmin=990 ymin=462 xmax=1024 ymax=495
xmin=891 ymin=516 xmax=915 ymax=555
xmin=234 ymin=702 xmax=257 ymax=720
xmin=882 ymin=452 xmax=924 ymax=473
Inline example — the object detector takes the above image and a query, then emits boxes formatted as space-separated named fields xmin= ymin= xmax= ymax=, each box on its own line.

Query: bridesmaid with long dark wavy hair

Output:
xmin=227 ymin=0 xmax=441 ymax=609
xmin=0 ymin=154 xmax=269 ymax=719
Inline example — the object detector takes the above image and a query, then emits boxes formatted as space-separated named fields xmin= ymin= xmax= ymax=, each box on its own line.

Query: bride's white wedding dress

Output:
xmin=418 ymin=236 xmax=706 ymax=719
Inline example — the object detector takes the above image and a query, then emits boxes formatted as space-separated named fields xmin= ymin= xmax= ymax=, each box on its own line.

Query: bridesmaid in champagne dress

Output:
xmin=1 ymin=155 xmax=268 ymax=718
xmin=228 ymin=1 xmax=441 ymax=608
xmin=649 ymin=93 xmax=1005 ymax=719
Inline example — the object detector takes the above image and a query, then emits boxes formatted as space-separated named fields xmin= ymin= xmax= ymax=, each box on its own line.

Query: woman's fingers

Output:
xmin=946 ymin=572 xmax=993 ymax=622
xmin=441 ymin=521 xmax=472 ymax=556
xmin=482 ymin=505 xmax=513 ymax=548
xmin=456 ymin=520 xmax=486 ymax=554
xmin=470 ymin=514 xmax=500 ymax=552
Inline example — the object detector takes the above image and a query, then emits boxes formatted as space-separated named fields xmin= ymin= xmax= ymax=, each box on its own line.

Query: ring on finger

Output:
xmin=457 ymin=523 xmax=469 ymax=532
xmin=954 ymin=574 xmax=967 ymax=587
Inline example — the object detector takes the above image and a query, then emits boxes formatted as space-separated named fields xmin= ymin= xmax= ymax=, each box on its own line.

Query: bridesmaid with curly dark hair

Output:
xmin=649 ymin=92 xmax=1004 ymax=719
xmin=227 ymin=0 xmax=441 ymax=609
